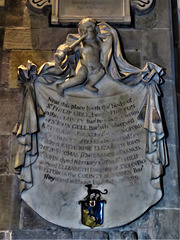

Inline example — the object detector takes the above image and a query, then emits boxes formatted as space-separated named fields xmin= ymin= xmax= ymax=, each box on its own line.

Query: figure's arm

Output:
xmin=54 ymin=34 xmax=87 ymax=65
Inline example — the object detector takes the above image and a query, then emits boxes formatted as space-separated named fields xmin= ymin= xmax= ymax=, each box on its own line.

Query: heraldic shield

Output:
xmin=79 ymin=184 xmax=108 ymax=228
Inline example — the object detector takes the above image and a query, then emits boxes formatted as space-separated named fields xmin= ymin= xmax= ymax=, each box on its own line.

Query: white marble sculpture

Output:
xmin=13 ymin=18 xmax=168 ymax=229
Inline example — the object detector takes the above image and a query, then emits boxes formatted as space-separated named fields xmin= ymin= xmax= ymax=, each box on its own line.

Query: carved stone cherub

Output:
xmin=55 ymin=18 xmax=105 ymax=96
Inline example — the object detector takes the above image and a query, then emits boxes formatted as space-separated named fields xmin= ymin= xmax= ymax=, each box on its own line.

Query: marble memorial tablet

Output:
xmin=58 ymin=0 xmax=131 ymax=23
xmin=14 ymin=18 xmax=168 ymax=229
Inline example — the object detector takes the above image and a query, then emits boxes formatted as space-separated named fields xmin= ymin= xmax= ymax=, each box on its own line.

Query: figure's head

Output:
xmin=78 ymin=18 xmax=98 ymax=39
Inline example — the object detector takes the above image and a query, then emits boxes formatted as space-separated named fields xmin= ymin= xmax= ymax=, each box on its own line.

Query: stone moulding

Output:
xmin=27 ymin=0 xmax=155 ymax=24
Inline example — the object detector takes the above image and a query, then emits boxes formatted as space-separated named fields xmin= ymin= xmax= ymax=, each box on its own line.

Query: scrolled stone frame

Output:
xmin=27 ymin=0 xmax=156 ymax=25
xmin=131 ymin=0 xmax=156 ymax=15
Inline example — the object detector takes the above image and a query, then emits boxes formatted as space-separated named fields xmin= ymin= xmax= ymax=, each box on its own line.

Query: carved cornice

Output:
xmin=131 ymin=0 xmax=155 ymax=14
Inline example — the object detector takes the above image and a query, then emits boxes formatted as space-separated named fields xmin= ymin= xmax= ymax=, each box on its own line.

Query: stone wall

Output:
xmin=0 ymin=0 xmax=179 ymax=239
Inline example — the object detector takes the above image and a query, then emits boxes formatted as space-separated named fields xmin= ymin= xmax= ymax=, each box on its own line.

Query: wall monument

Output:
xmin=13 ymin=17 xmax=168 ymax=229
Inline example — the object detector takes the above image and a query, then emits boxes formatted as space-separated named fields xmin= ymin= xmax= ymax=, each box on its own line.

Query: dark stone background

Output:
xmin=0 ymin=0 xmax=179 ymax=239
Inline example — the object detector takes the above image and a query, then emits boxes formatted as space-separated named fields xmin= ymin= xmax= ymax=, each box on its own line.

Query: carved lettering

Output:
xmin=37 ymin=91 xmax=147 ymax=186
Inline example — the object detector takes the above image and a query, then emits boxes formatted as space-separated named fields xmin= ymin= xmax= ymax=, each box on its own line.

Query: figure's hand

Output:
xmin=54 ymin=52 xmax=65 ymax=65
xmin=54 ymin=46 xmax=70 ymax=65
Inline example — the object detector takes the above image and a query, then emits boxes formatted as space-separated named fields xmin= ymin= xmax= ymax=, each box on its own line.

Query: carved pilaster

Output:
xmin=131 ymin=0 xmax=155 ymax=14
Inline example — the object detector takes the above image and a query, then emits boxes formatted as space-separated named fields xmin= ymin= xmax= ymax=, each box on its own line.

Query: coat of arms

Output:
xmin=79 ymin=184 xmax=108 ymax=228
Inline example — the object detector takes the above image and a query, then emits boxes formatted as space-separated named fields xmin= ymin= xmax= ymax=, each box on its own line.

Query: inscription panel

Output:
xmin=21 ymin=83 xmax=161 ymax=228
xmin=58 ymin=0 xmax=131 ymax=23
xmin=37 ymin=93 xmax=145 ymax=186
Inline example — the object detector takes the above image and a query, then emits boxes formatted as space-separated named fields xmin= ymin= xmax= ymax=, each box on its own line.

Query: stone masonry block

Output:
xmin=5 ymin=6 xmax=25 ymax=28
xmin=19 ymin=200 xmax=58 ymax=230
xmin=141 ymin=29 xmax=172 ymax=79
xmin=4 ymin=0 xmax=49 ymax=29
xmin=0 ymin=50 xmax=2 ymax=85
xmin=157 ymin=144 xmax=179 ymax=208
xmin=118 ymin=29 xmax=141 ymax=51
xmin=109 ymin=230 xmax=138 ymax=240
xmin=40 ymin=28 xmax=141 ymax=52
xmin=0 ymin=9 xmax=5 ymax=27
xmin=9 ymin=135 xmax=20 ymax=174
xmin=0 ymin=28 xmax=4 ymax=49
xmin=124 ymin=50 xmax=141 ymax=68
xmin=134 ymin=0 xmax=170 ymax=29
xmin=0 ymin=50 xmax=10 ymax=87
xmin=155 ymin=0 xmax=171 ymax=29
xmin=12 ymin=229 xmax=72 ymax=239
xmin=160 ymin=79 xmax=179 ymax=146
xmin=72 ymin=230 xmax=109 ymax=240
xmin=177 ymin=92 xmax=180 ymax=129
xmin=135 ymin=9 xmax=158 ymax=30
xmin=27 ymin=9 xmax=50 ymax=29
xmin=9 ymin=50 xmax=52 ymax=88
xmin=4 ymin=28 xmax=39 ymax=50
xmin=0 ymin=135 xmax=10 ymax=174
xmin=111 ymin=210 xmax=153 ymax=239
xmin=0 ymin=175 xmax=21 ymax=230
xmin=152 ymin=209 xmax=180 ymax=239
xmin=0 ymin=89 xmax=23 ymax=134
xmin=5 ymin=0 xmax=22 ymax=7
xmin=39 ymin=28 xmax=77 ymax=50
